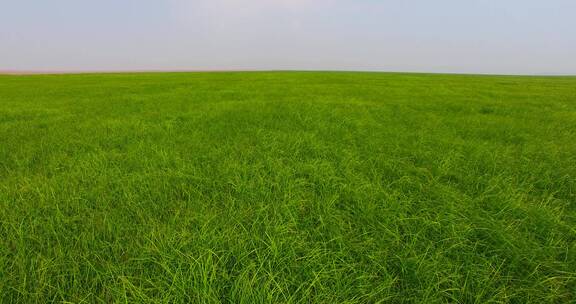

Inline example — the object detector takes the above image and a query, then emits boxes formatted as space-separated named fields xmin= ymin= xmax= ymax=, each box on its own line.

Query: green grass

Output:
xmin=0 ymin=71 xmax=575 ymax=303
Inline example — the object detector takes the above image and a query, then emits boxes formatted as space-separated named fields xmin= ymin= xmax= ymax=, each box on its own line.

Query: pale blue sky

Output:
xmin=1 ymin=0 xmax=575 ymax=74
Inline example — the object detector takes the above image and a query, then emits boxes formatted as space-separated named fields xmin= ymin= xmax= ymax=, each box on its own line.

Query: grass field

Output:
xmin=0 ymin=72 xmax=575 ymax=303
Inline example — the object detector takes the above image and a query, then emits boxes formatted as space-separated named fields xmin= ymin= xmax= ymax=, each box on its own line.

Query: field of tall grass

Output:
xmin=1 ymin=72 xmax=575 ymax=303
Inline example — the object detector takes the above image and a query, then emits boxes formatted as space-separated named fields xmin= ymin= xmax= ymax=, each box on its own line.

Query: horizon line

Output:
xmin=1 ymin=69 xmax=574 ymax=77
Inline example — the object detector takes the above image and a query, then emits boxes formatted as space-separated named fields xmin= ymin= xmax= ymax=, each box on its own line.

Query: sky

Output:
xmin=1 ymin=0 xmax=575 ymax=74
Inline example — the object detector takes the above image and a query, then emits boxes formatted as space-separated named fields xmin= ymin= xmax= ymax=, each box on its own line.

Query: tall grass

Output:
xmin=1 ymin=72 xmax=575 ymax=303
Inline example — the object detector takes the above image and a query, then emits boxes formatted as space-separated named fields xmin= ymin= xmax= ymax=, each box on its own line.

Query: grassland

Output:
xmin=0 ymin=72 xmax=575 ymax=303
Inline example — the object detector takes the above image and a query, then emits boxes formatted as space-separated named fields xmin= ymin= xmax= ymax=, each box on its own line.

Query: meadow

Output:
xmin=0 ymin=72 xmax=575 ymax=303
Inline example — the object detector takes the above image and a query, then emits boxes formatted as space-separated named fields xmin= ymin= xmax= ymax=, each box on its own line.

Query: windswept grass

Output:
xmin=0 ymin=72 xmax=575 ymax=303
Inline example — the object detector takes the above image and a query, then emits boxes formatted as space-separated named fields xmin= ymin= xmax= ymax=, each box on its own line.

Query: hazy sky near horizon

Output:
xmin=1 ymin=0 xmax=575 ymax=74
